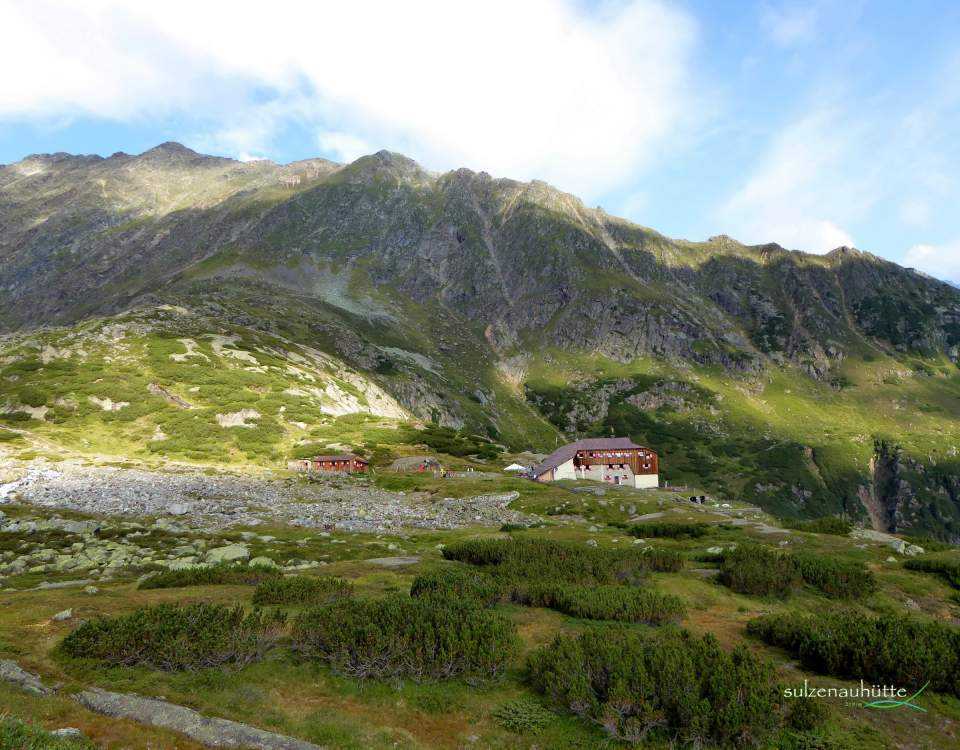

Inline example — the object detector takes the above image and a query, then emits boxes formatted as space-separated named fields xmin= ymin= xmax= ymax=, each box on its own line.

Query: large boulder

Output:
xmin=205 ymin=544 xmax=249 ymax=564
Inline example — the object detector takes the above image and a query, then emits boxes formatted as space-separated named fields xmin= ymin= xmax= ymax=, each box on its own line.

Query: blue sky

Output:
xmin=2 ymin=0 xmax=959 ymax=280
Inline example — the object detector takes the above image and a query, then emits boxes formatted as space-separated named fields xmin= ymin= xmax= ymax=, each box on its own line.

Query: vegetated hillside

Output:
xmin=3 ymin=144 xmax=960 ymax=539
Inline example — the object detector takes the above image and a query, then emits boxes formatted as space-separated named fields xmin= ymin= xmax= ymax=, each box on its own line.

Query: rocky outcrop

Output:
xmin=75 ymin=687 xmax=326 ymax=750
xmin=0 ymin=659 xmax=50 ymax=695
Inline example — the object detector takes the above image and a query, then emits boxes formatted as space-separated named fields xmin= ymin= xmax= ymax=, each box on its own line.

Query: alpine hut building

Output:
xmin=531 ymin=438 xmax=658 ymax=488
xmin=289 ymin=454 xmax=369 ymax=474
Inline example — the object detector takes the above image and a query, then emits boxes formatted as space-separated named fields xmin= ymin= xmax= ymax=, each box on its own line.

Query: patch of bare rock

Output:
xmin=75 ymin=688 xmax=327 ymax=750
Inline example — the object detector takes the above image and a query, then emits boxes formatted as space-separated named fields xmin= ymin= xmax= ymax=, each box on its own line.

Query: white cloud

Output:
xmin=0 ymin=0 xmax=700 ymax=197
xmin=760 ymin=2 xmax=820 ymax=46
xmin=904 ymin=242 xmax=960 ymax=283
xmin=317 ymin=132 xmax=375 ymax=164
xmin=717 ymin=68 xmax=960 ymax=258
xmin=717 ymin=108 xmax=867 ymax=253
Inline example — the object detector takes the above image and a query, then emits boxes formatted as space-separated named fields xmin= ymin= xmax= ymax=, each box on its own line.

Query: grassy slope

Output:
xmin=1 ymin=478 xmax=958 ymax=749
xmin=523 ymin=346 xmax=960 ymax=535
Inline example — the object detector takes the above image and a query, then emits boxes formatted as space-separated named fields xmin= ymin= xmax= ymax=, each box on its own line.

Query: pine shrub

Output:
xmin=719 ymin=544 xmax=801 ymax=598
xmin=747 ymin=611 xmax=960 ymax=697
xmin=784 ymin=517 xmax=853 ymax=536
xmin=60 ymin=603 xmax=286 ymax=671
xmin=492 ymin=698 xmax=556 ymax=734
xmin=528 ymin=627 xmax=784 ymax=747
xmin=442 ymin=537 xmax=681 ymax=586
xmin=252 ymin=575 xmax=353 ymax=606
xmin=410 ymin=566 xmax=504 ymax=606
xmin=718 ymin=545 xmax=875 ymax=600
xmin=138 ymin=563 xmax=281 ymax=590
xmin=628 ymin=522 xmax=711 ymax=539
xmin=905 ymin=555 xmax=960 ymax=588
xmin=291 ymin=594 xmax=519 ymax=681
xmin=791 ymin=553 xmax=877 ymax=599
xmin=511 ymin=583 xmax=685 ymax=625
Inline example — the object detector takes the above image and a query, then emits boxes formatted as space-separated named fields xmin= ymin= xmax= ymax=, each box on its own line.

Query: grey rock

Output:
xmin=52 ymin=608 xmax=73 ymax=621
xmin=51 ymin=728 xmax=84 ymax=738
xmin=35 ymin=579 xmax=94 ymax=590
xmin=205 ymin=544 xmax=250 ymax=564
xmin=74 ymin=687 xmax=325 ymax=749
xmin=0 ymin=659 xmax=50 ymax=695
xmin=365 ymin=556 xmax=420 ymax=568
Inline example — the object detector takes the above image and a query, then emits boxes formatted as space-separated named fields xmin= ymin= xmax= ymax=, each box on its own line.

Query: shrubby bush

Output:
xmin=783 ymin=517 xmax=853 ymax=536
xmin=627 ymin=522 xmax=711 ymax=539
xmin=410 ymin=566 xmax=503 ymax=606
xmin=492 ymin=698 xmax=556 ymax=734
xmin=511 ymin=583 xmax=685 ymax=625
xmin=291 ymin=594 xmax=519 ymax=681
xmin=60 ymin=603 xmax=286 ymax=671
xmin=905 ymin=555 xmax=960 ymax=588
xmin=442 ymin=538 xmax=682 ymax=586
xmin=411 ymin=566 xmax=684 ymax=624
xmin=402 ymin=424 xmax=501 ymax=458
xmin=747 ymin=611 xmax=960 ymax=696
xmin=719 ymin=544 xmax=801 ymax=598
xmin=791 ymin=552 xmax=877 ymax=599
xmin=252 ymin=575 xmax=353 ymax=606
xmin=528 ymin=627 xmax=787 ymax=746
xmin=718 ymin=544 xmax=875 ymax=599
xmin=138 ymin=564 xmax=281 ymax=590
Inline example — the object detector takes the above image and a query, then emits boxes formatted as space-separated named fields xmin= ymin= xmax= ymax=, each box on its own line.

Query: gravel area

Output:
xmin=0 ymin=463 xmax=530 ymax=532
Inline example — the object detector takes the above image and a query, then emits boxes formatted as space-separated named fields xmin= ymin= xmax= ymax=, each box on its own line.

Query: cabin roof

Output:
xmin=531 ymin=438 xmax=649 ymax=477
xmin=310 ymin=453 xmax=367 ymax=462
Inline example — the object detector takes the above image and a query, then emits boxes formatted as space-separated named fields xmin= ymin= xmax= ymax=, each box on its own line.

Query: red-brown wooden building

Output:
xmin=290 ymin=454 xmax=369 ymax=474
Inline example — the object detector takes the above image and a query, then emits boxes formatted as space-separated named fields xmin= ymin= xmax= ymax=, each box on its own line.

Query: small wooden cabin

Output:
xmin=290 ymin=454 xmax=369 ymax=474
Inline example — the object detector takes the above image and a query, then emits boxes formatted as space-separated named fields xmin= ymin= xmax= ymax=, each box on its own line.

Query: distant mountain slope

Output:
xmin=3 ymin=143 xmax=960 ymax=540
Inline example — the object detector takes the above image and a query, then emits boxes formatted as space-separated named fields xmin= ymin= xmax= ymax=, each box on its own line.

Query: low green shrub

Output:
xmin=628 ymin=521 xmax=711 ymax=539
xmin=527 ymin=627 xmax=788 ymax=746
xmin=747 ymin=611 xmax=960 ymax=696
xmin=719 ymin=545 xmax=875 ymax=599
xmin=60 ymin=603 xmax=286 ymax=671
xmin=412 ymin=565 xmax=683 ymax=624
xmin=138 ymin=564 xmax=281 ymax=590
xmin=492 ymin=698 xmax=556 ymax=734
xmin=252 ymin=575 xmax=353 ymax=606
xmin=292 ymin=594 xmax=519 ymax=681
xmin=0 ymin=716 xmax=97 ymax=749
xmin=410 ymin=566 xmax=503 ymax=606
xmin=783 ymin=517 xmax=853 ymax=536
xmin=442 ymin=537 xmax=681 ymax=586
xmin=719 ymin=545 xmax=801 ymax=598
xmin=902 ymin=535 xmax=954 ymax=553
xmin=905 ymin=555 xmax=960 ymax=588
xmin=785 ymin=695 xmax=831 ymax=732
xmin=512 ymin=583 xmax=685 ymax=625
xmin=791 ymin=552 xmax=877 ymax=599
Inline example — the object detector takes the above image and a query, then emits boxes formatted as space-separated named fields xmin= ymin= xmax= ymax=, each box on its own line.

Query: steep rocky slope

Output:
xmin=3 ymin=144 xmax=960 ymax=539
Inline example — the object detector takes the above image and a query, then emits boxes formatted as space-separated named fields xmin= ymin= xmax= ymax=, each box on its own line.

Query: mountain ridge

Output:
xmin=3 ymin=143 xmax=960 ymax=539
